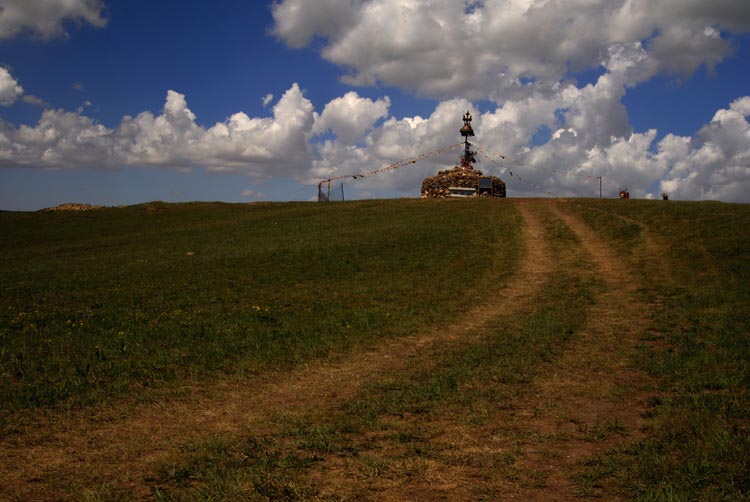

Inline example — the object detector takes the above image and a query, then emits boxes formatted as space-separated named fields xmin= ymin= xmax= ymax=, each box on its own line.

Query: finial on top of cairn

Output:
xmin=460 ymin=111 xmax=475 ymax=169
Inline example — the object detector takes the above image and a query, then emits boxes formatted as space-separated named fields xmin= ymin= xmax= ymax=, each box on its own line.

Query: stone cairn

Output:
xmin=421 ymin=111 xmax=506 ymax=198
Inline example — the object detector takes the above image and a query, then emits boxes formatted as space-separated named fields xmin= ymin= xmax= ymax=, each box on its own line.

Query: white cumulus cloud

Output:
xmin=272 ymin=0 xmax=363 ymax=49
xmin=307 ymin=59 xmax=750 ymax=202
xmin=197 ymin=83 xmax=316 ymax=176
xmin=658 ymin=97 xmax=750 ymax=201
xmin=311 ymin=97 xmax=477 ymax=192
xmin=0 ymin=67 xmax=23 ymax=106
xmin=264 ymin=0 xmax=750 ymax=201
xmin=0 ymin=0 xmax=107 ymax=40
xmin=0 ymin=84 xmax=317 ymax=179
xmin=272 ymin=0 xmax=750 ymax=101
xmin=1 ymin=75 xmax=749 ymax=201
xmin=312 ymin=91 xmax=390 ymax=144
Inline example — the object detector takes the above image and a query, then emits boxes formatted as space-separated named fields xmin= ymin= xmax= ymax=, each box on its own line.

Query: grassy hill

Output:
xmin=0 ymin=198 xmax=748 ymax=500
xmin=0 ymin=200 xmax=521 ymax=412
xmin=568 ymin=199 xmax=750 ymax=501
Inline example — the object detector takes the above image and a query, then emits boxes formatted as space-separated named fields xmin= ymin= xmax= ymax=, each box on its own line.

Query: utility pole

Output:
xmin=597 ymin=176 xmax=602 ymax=198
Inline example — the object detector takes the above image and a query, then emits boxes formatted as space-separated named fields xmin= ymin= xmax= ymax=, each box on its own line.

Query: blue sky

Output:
xmin=1 ymin=0 xmax=749 ymax=210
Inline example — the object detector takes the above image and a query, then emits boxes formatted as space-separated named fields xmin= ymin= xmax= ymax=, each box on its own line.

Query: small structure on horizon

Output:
xmin=421 ymin=112 xmax=506 ymax=198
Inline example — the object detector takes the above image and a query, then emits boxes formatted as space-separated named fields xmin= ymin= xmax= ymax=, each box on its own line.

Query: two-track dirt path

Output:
xmin=1 ymin=200 xmax=659 ymax=500
xmin=501 ymin=201 xmax=656 ymax=500
xmin=304 ymin=199 xmax=657 ymax=501
xmin=1 ymin=201 xmax=556 ymax=500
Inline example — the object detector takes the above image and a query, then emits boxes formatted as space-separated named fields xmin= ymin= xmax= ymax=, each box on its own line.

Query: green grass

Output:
xmin=147 ymin=202 xmax=597 ymax=500
xmin=0 ymin=199 xmax=521 ymax=417
xmin=3 ymin=197 xmax=750 ymax=500
xmin=163 ymin=198 xmax=746 ymax=502
xmin=567 ymin=199 xmax=750 ymax=501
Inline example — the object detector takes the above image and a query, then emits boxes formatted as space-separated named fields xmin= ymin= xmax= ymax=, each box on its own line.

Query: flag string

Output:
xmin=318 ymin=142 xmax=463 ymax=185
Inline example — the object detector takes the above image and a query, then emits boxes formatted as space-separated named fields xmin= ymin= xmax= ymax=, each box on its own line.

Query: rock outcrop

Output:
xmin=42 ymin=203 xmax=103 ymax=212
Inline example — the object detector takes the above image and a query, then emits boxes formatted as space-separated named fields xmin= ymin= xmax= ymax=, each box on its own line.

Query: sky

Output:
xmin=0 ymin=0 xmax=749 ymax=210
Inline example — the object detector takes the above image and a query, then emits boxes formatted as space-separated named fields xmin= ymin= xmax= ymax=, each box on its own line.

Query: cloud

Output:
xmin=21 ymin=94 xmax=47 ymax=107
xmin=240 ymin=189 xmax=266 ymax=199
xmin=474 ymin=64 xmax=669 ymax=199
xmin=1 ymin=76 xmax=749 ymax=201
xmin=0 ymin=0 xmax=107 ymax=40
xmin=312 ymin=91 xmax=390 ymax=144
xmin=0 ymin=83 xmax=317 ymax=179
xmin=308 ymin=61 xmax=750 ymax=202
xmin=264 ymin=0 xmax=750 ymax=201
xmin=310 ymin=98 xmax=476 ymax=191
xmin=496 ymin=88 xmax=750 ymax=202
xmin=0 ymin=107 xmax=114 ymax=167
xmin=0 ymin=0 xmax=745 ymax=203
xmin=272 ymin=0 xmax=750 ymax=101
xmin=305 ymin=52 xmax=647 ymax=195
xmin=0 ymin=67 xmax=23 ymax=105
xmin=198 ymin=83 xmax=316 ymax=176
xmin=271 ymin=0 xmax=363 ymax=48
xmin=658 ymin=97 xmax=750 ymax=201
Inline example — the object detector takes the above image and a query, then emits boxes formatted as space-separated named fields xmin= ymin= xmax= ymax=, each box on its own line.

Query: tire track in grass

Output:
xmin=287 ymin=200 xmax=565 ymax=501
xmin=0 ymin=201 xmax=555 ymax=500
xmin=308 ymin=199 xmax=656 ymax=501
xmin=502 ymin=201 xmax=657 ymax=500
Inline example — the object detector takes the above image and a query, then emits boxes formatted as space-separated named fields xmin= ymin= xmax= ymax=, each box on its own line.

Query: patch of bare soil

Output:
xmin=0 ymin=201 xmax=553 ymax=500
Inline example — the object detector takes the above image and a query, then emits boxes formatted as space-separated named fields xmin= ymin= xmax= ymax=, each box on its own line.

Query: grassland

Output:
xmin=0 ymin=198 xmax=748 ymax=500
xmin=566 ymin=199 xmax=750 ymax=501
xmin=0 ymin=200 xmax=520 ymax=414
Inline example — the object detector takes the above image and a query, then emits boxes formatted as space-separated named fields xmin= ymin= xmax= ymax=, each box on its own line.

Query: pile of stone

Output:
xmin=421 ymin=166 xmax=506 ymax=198
xmin=42 ymin=203 xmax=103 ymax=212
